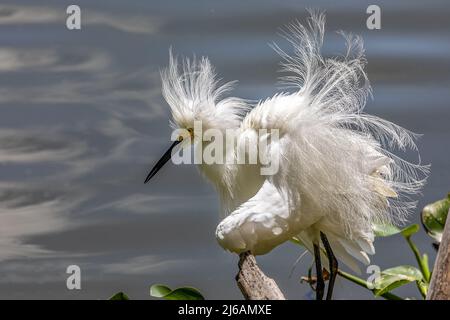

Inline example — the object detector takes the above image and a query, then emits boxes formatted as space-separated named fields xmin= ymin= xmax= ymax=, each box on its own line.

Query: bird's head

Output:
xmin=162 ymin=51 xmax=248 ymax=134
xmin=144 ymin=51 xmax=249 ymax=183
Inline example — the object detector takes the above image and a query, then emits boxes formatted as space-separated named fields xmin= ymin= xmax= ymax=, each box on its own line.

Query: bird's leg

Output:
xmin=320 ymin=231 xmax=338 ymax=300
xmin=313 ymin=242 xmax=324 ymax=300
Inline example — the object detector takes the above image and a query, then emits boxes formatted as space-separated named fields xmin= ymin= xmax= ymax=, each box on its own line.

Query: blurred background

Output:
xmin=0 ymin=0 xmax=448 ymax=299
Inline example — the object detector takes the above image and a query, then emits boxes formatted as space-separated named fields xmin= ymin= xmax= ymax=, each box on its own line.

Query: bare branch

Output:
xmin=427 ymin=208 xmax=450 ymax=300
xmin=236 ymin=251 xmax=286 ymax=300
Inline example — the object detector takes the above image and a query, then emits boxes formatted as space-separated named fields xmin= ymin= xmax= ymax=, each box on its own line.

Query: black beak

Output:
xmin=144 ymin=139 xmax=181 ymax=183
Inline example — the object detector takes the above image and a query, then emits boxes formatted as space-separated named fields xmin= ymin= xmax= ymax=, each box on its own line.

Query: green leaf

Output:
xmin=109 ymin=292 xmax=130 ymax=300
xmin=373 ymin=223 xmax=401 ymax=237
xmin=421 ymin=194 xmax=450 ymax=243
xmin=150 ymin=284 xmax=172 ymax=298
xmin=150 ymin=284 xmax=204 ymax=300
xmin=164 ymin=287 xmax=204 ymax=300
xmin=401 ymin=224 xmax=419 ymax=238
xmin=373 ymin=265 xmax=423 ymax=296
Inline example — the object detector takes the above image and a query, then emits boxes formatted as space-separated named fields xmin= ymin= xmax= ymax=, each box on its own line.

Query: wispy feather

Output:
xmin=161 ymin=50 xmax=249 ymax=131
xmin=261 ymin=10 xmax=429 ymax=237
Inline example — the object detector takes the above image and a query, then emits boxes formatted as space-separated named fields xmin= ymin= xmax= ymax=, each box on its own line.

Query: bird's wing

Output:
xmin=215 ymin=176 xmax=376 ymax=270
xmin=239 ymin=11 xmax=429 ymax=242
xmin=216 ymin=179 xmax=301 ymax=255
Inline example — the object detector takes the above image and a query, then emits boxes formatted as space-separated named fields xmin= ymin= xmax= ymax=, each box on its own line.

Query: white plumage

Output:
xmin=156 ymin=11 xmax=429 ymax=272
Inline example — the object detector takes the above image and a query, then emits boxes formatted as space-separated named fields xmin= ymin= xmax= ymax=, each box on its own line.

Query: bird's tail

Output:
xmin=296 ymin=221 xmax=375 ymax=273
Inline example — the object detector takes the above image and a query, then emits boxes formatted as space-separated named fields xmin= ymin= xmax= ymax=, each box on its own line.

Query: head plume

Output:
xmin=161 ymin=51 xmax=249 ymax=131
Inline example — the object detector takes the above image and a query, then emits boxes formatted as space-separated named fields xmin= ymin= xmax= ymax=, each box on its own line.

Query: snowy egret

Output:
xmin=144 ymin=11 xmax=428 ymax=300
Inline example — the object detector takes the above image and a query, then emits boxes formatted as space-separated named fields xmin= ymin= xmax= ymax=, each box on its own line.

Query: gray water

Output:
xmin=0 ymin=0 xmax=449 ymax=299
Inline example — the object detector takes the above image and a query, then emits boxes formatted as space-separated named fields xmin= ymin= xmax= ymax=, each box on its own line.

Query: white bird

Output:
xmin=144 ymin=11 xmax=429 ymax=299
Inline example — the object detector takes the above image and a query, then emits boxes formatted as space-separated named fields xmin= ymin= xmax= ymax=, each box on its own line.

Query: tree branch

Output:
xmin=236 ymin=251 xmax=286 ymax=300
xmin=427 ymin=208 xmax=450 ymax=300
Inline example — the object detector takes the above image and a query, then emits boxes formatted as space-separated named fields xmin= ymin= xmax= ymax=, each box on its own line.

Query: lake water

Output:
xmin=0 ymin=0 xmax=449 ymax=299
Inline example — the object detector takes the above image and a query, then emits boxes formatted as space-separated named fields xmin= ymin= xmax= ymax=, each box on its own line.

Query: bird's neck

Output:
xmin=197 ymin=143 xmax=265 ymax=216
